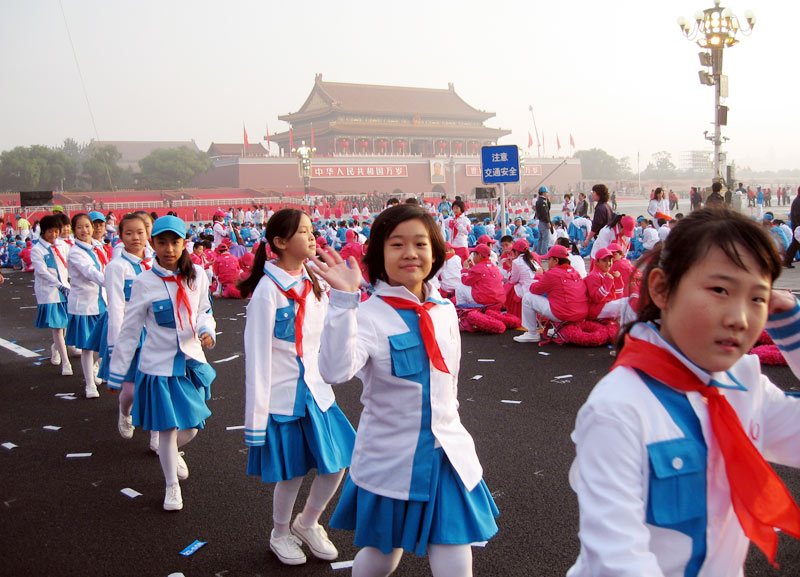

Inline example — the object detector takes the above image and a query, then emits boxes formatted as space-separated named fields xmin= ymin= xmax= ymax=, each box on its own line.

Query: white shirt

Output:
xmin=319 ymin=281 xmax=484 ymax=500
xmin=568 ymin=254 xmax=587 ymax=278
xmin=435 ymin=255 xmax=463 ymax=292
xmin=508 ymin=254 xmax=538 ymax=298
xmin=213 ymin=222 xmax=228 ymax=248
xmin=31 ymin=238 xmax=70 ymax=304
xmin=66 ymin=239 xmax=107 ymax=315
xmin=243 ymin=263 xmax=335 ymax=445
xmin=104 ymin=250 xmax=151 ymax=355
xmin=451 ymin=214 xmax=470 ymax=248
xmin=568 ymin=321 xmax=800 ymax=577
xmin=642 ymin=226 xmax=660 ymax=250
xmin=107 ymin=262 xmax=215 ymax=383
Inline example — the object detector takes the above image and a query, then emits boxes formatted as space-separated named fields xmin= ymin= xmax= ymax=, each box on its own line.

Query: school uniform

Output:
xmin=107 ymin=262 xmax=216 ymax=431
xmin=450 ymin=215 xmax=470 ymax=261
xmin=212 ymin=222 xmax=228 ymax=248
xmin=610 ymin=258 xmax=634 ymax=299
xmin=435 ymin=253 xmax=462 ymax=293
xmin=244 ymin=262 xmax=355 ymax=483
xmin=65 ymin=239 xmax=107 ymax=348
xmin=568 ymin=320 xmax=800 ymax=577
xmin=95 ymin=250 xmax=152 ymax=385
xmin=319 ymin=281 xmax=498 ymax=555
xmin=31 ymin=238 xmax=70 ymax=329
xmin=591 ymin=224 xmax=632 ymax=260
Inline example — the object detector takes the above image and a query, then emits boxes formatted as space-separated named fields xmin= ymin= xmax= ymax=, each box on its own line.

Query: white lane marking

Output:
xmin=0 ymin=338 xmax=40 ymax=358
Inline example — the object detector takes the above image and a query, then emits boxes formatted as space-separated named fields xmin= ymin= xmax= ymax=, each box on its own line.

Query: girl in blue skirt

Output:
xmin=108 ymin=216 xmax=216 ymax=512
xmin=312 ymin=204 xmax=498 ymax=577
xmin=239 ymin=208 xmax=356 ymax=566
xmin=66 ymin=213 xmax=107 ymax=398
xmin=31 ymin=215 xmax=71 ymax=376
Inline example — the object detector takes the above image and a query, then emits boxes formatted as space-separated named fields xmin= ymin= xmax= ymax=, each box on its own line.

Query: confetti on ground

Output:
xmin=32 ymin=348 xmax=45 ymax=353
xmin=331 ymin=560 xmax=355 ymax=570
xmin=215 ymin=331 xmax=223 ymax=335
xmin=501 ymin=400 xmax=522 ymax=404
xmin=43 ymin=425 xmax=61 ymax=431
xmin=66 ymin=453 xmax=92 ymax=458
xmin=538 ymin=351 xmax=551 ymax=356
xmin=180 ymin=540 xmax=207 ymax=556
xmin=471 ymin=375 xmax=483 ymax=380
xmin=554 ymin=374 xmax=573 ymax=380
xmin=120 ymin=488 xmax=142 ymax=498
xmin=19 ymin=306 xmax=38 ymax=309
xmin=55 ymin=393 xmax=75 ymax=397
xmin=213 ymin=355 xmax=239 ymax=364
xmin=11 ymin=297 xmax=20 ymax=300
xmin=225 ymin=425 xmax=245 ymax=431
xmin=477 ymin=359 xmax=495 ymax=362
xmin=236 ymin=312 xmax=245 ymax=316
xmin=471 ymin=541 xmax=488 ymax=548
xmin=2 ymin=442 xmax=17 ymax=450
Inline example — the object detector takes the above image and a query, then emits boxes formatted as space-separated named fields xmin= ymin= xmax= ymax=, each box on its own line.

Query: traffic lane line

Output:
xmin=0 ymin=337 xmax=40 ymax=358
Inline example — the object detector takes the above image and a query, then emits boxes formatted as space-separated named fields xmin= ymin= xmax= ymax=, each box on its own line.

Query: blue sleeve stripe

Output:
xmin=767 ymin=300 xmax=800 ymax=322
xmin=107 ymin=375 xmax=123 ymax=385
xmin=775 ymin=338 xmax=800 ymax=352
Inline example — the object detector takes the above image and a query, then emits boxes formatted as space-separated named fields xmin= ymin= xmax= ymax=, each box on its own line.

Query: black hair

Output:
xmin=118 ymin=213 xmax=148 ymax=235
xmin=404 ymin=197 xmax=419 ymax=205
xmin=40 ymin=215 xmax=62 ymax=236
xmin=500 ymin=235 xmax=514 ymax=244
xmin=618 ymin=208 xmax=782 ymax=351
xmin=592 ymin=183 xmax=609 ymax=202
xmin=54 ymin=213 xmax=70 ymax=228
xmin=70 ymin=213 xmax=92 ymax=233
xmin=362 ymin=204 xmax=445 ymax=286
xmin=452 ymin=199 xmax=465 ymax=213
xmin=238 ymin=208 xmax=322 ymax=300
xmin=153 ymin=231 xmax=197 ymax=288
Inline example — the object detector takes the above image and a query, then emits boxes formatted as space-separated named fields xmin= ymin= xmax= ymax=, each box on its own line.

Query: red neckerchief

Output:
xmin=140 ymin=256 xmax=152 ymax=270
xmin=273 ymin=278 xmax=312 ymax=358
xmin=380 ymin=296 xmax=450 ymax=375
xmin=92 ymin=242 xmax=109 ymax=270
xmin=614 ymin=334 xmax=800 ymax=566
xmin=51 ymin=244 xmax=67 ymax=268
xmin=161 ymin=274 xmax=195 ymax=335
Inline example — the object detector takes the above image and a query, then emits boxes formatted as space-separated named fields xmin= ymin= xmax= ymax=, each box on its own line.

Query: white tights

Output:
xmin=119 ymin=381 xmax=135 ymax=416
xmin=158 ymin=428 xmax=197 ymax=485
xmin=80 ymin=349 xmax=97 ymax=388
xmin=352 ymin=544 xmax=472 ymax=577
xmin=51 ymin=329 xmax=68 ymax=367
xmin=272 ymin=469 xmax=345 ymax=537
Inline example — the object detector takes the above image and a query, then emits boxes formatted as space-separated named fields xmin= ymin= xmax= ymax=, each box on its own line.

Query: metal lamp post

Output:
xmin=678 ymin=0 xmax=755 ymax=183
xmin=293 ymin=140 xmax=316 ymax=202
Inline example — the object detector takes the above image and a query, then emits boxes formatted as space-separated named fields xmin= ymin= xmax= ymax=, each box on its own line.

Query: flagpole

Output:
xmin=528 ymin=105 xmax=541 ymax=159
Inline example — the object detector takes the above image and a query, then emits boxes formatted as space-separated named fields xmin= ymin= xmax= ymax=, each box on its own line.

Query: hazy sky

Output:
xmin=1 ymin=0 xmax=796 ymax=172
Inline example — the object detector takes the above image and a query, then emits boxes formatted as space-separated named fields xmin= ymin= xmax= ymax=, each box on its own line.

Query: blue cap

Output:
xmin=484 ymin=218 xmax=490 ymax=223
xmin=88 ymin=211 xmax=106 ymax=222
xmin=538 ymin=186 xmax=549 ymax=193
xmin=151 ymin=215 xmax=187 ymax=238
xmin=636 ymin=216 xmax=646 ymax=222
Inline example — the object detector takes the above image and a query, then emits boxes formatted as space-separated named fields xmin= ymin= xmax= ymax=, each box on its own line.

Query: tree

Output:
xmin=642 ymin=151 xmax=677 ymax=180
xmin=0 ymin=145 xmax=78 ymax=192
xmin=138 ymin=147 xmax=212 ymax=189
xmin=573 ymin=148 xmax=625 ymax=180
xmin=83 ymin=145 xmax=122 ymax=190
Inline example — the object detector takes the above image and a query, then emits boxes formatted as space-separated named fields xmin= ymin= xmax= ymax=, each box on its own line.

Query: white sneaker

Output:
xmin=291 ymin=515 xmax=338 ymax=561
xmin=93 ymin=362 xmax=102 ymax=386
xmin=177 ymin=452 xmax=189 ymax=480
xmin=270 ymin=529 xmax=307 ymax=565
xmin=61 ymin=363 xmax=73 ymax=376
xmin=150 ymin=432 xmax=160 ymax=453
xmin=163 ymin=483 xmax=182 ymax=511
xmin=68 ymin=346 xmax=81 ymax=357
xmin=118 ymin=410 xmax=134 ymax=439
xmin=547 ymin=327 xmax=556 ymax=337
xmin=513 ymin=331 xmax=542 ymax=343
xmin=50 ymin=344 xmax=61 ymax=365
xmin=85 ymin=384 xmax=99 ymax=399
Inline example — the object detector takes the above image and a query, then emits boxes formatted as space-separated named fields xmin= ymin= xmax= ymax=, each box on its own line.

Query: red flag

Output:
xmin=243 ymin=123 xmax=250 ymax=151
xmin=311 ymin=122 xmax=315 ymax=149
xmin=265 ymin=123 xmax=270 ymax=150
xmin=290 ymin=128 xmax=294 ymax=151
xmin=528 ymin=131 xmax=533 ymax=148
xmin=557 ymin=134 xmax=561 ymax=150
xmin=570 ymin=134 xmax=575 ymax=148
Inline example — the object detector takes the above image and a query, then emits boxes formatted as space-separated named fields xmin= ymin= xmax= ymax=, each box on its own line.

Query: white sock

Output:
xmin=272 ymin=476 xmax=304 ymax=537
xmin=300 ymin=469 xmax=345 ymax=527
xmin=80 ymin=350 xmax=95 ymax=388
xmin=177 ymin=428 xmax=197 ymax=448
xmin=52 ymin=329 xmax=68 ymax=366
xmin=429 ymin=544 xmax=472 ymax=577
xmin=352 ymin=547 xmax=403 ymax=577
xmin=158 ymin=428 xmax=179 ymax=486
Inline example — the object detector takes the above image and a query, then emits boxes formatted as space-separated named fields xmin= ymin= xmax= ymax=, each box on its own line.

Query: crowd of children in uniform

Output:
xmin=7 ymin=188 xmax=800 ymax=576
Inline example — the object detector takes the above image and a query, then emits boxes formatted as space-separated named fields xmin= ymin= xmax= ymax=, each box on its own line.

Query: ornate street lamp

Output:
xmin=678 ymin=0 xmax=755 ymax=183
xmin=292 ymin=140 xmax=316 ymax=200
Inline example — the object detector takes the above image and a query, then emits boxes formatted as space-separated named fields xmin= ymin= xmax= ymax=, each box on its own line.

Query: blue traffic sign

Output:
xmin=480 ymin=145 xmax=520 ymax=184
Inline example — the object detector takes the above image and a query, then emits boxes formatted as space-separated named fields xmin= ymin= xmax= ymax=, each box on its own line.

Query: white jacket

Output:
xmin=31 ymin=239 xmax=70 ymax=305
xmin=107 ymin=262 xmax=215 ymax=384
xmin=508 ymin=254 xmax=537 ymax=298
xmin=213 ymin=222 xmax=228 ymax=248
xmin=319 ymin=281 xmax=484 ymax=501
xmin=66 ymin=240 xmax=107 ymax=315
xmin=244 ymin=262 xmax=335 ymax=446
xmin=568 ymin=320 xmax=800 ymax=577
xmin=435 ymin=255 xmax=463 ymax=292
xmin=104 ymin=250 xmax=152 ymax=352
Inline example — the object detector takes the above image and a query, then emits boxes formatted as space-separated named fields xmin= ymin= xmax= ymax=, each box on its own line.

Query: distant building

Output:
xmin=208 ymin=142 xmax=268 ymax=160
xmin=270 ymin=74 xmax=511 ymax=156
xmin=90 ymin=140 xmax=199 ymax=171
xmin=680 ymin=150 xmax=713 ymax=174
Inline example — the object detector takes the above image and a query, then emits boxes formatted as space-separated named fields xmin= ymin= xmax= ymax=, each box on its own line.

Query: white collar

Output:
xmin=373 ymin=279 xmax=450 ymax=306
xmin=264 ymin=260 xmax=310 ymax=292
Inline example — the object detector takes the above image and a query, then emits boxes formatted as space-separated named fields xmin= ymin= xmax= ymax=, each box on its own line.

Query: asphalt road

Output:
xmin=2 ymin=269 xmax=800 ymax=577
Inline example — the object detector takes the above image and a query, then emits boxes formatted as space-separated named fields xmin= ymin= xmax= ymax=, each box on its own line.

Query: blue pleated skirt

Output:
xmin=65 ymin=314 xmax=102 ymax=349
xmin=84 ymin=311 xmax=107 ymax=353
xmin=132 ymin=358 xmax=215 ymax=431
xmin=246 ymin=396 xmax=356 ymax=483
xmin=330 ymin=448 xmax=499 ymax=556
xmin=35 ymin=302 xmax=68 ymax=329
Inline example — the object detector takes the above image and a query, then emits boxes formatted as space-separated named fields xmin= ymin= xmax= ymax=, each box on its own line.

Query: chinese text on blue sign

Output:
xmin=481 ymin=145 xmax=520 ymax=184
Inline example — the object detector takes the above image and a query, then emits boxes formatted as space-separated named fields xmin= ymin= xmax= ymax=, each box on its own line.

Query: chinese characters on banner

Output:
xmin=311 ymin=165 xmax=408 ymax=178
xmin=465 ymin=165 xmax=541 ymax=177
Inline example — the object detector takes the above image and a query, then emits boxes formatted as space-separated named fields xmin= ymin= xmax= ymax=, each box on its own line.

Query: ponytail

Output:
xmin=303 ymin=263 xmax=323 ymax=300
xmin=177 ymin=250 xmax=197 ymax=289
xmin=520 ymin=250 xmax=538 ymax=273
xmin=238 ymin=241 xmax=268 ymax=298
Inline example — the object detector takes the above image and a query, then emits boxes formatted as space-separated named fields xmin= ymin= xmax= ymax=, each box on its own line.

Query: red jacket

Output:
xmin=213 ymin=253 xmax=241 ymax=284
xmin=585 ymin=270 xmax=615 ymax=320
xmin=610 ymin=258 xmax=634 ymax=298
xmin=530 ymin=264 xmax=588 ymax=322
xmin=461 ymin=259 xmax=504 ymax=306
